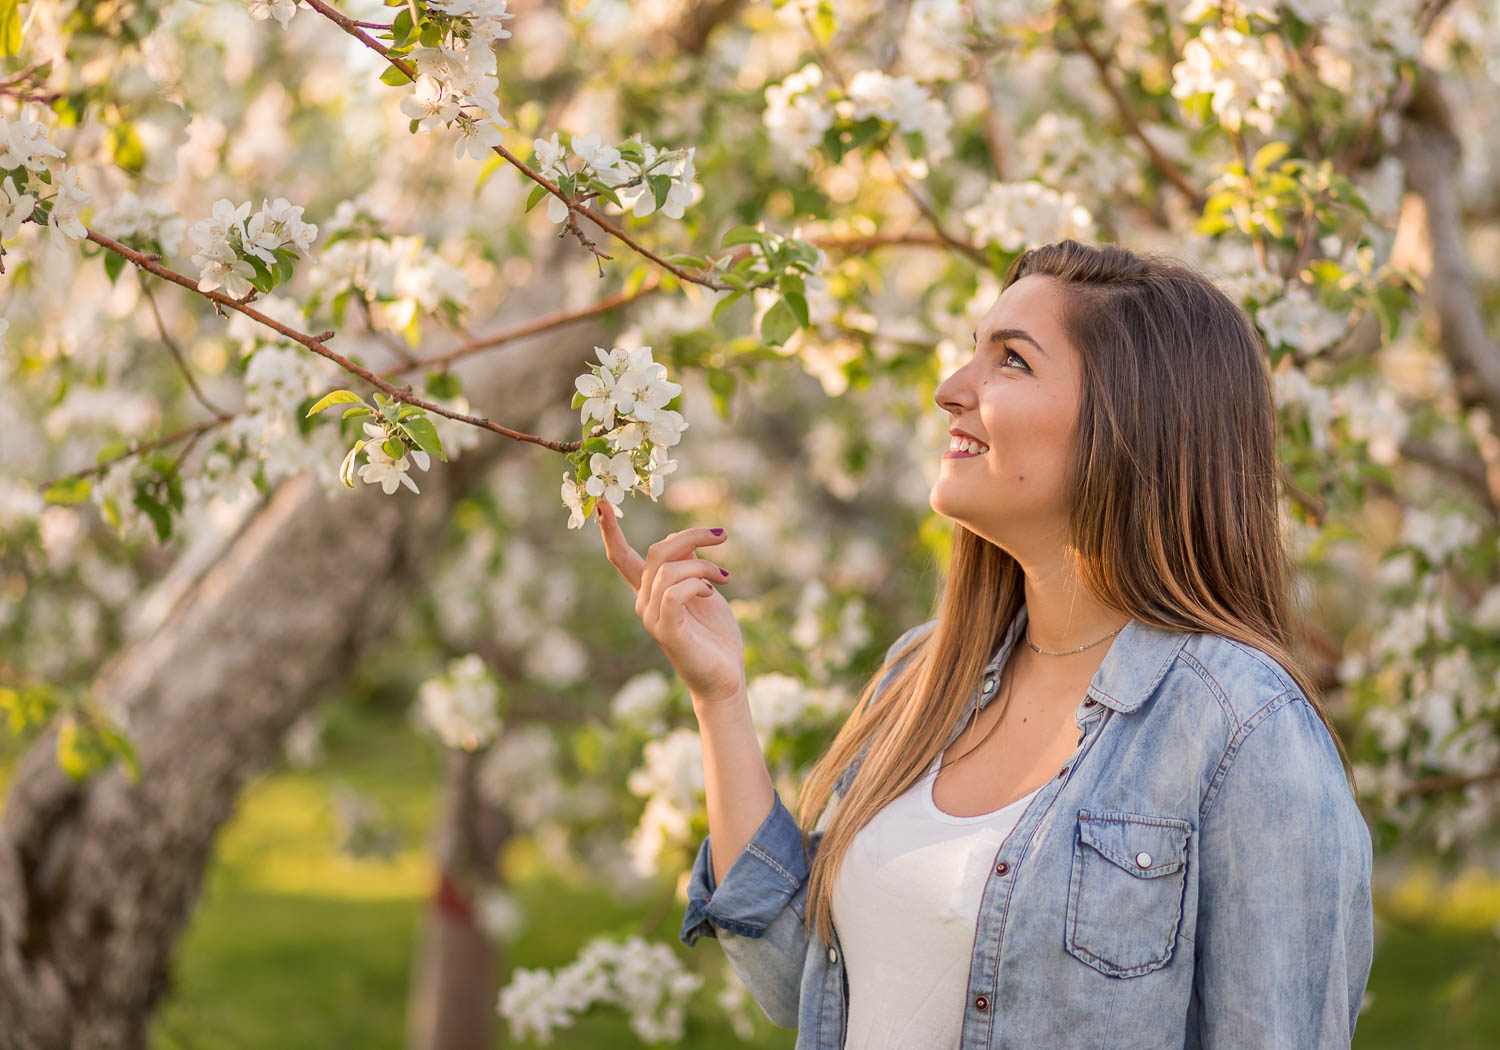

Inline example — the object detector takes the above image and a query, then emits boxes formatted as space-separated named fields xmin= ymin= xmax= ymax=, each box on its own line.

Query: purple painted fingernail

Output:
xmin=710 ymin=528 xmax=724 ymax=536
xmin=720 ymin=568 xmax=730 ymax=577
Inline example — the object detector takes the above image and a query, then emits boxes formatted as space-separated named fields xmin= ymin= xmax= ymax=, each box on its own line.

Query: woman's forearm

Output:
xmin=693 ymin=685 xmax=777 ymax=889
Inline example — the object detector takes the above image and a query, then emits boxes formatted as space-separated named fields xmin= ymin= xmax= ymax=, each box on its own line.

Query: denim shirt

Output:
xmin=680 ymin=602 xmax=1374 ymax=1049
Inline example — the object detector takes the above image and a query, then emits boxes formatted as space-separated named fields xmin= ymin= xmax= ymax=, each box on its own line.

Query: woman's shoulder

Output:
xmin=1175 ymin=629 xmax=1306 ymax=731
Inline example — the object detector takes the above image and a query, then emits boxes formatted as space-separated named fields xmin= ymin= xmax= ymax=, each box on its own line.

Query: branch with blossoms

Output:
xmin=298 ymin=0 xmax=762 ymax=294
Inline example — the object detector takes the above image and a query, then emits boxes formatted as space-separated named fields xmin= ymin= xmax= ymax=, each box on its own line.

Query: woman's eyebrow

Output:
xmin=972 ymin=327 xmax=1048 ymax=359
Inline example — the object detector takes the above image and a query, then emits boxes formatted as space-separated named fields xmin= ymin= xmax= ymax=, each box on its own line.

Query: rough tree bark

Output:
xmin=0 ymin=238 xmax=612 ymax=1050
xmin=406 ymin=749 xmax=513 ymax=1050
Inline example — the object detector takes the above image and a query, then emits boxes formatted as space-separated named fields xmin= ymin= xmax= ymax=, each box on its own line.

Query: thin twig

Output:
xmin=794 ymin=7 xmax=988 ymax=267
xmin=1396 ymin=766 xmax=1500 ymax=799
xmin=1054 ymin=0 xmax=1207 ymax=211
xmin=300 ymin=0 xmax=736 ymax=292
xmin=86 ymin=228 xmax=580 ymax=452
xmin=137 ymin=272 xmax=233 ymax=419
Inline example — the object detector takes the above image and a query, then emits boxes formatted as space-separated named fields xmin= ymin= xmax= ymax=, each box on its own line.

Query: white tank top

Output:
xmin=830 ymin=750 xmax=1044 ymax=1049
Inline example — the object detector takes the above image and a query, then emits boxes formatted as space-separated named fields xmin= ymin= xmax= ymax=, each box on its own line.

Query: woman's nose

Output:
xmin=934 ymin=366 xmax=975 ymax=414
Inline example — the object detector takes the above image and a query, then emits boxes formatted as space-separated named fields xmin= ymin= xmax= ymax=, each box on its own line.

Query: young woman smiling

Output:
xmin=598 ymin=240 xmax=1373 ymax=1049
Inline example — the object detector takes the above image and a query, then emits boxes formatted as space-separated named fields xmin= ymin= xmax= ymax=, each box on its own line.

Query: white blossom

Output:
xmin=418 ymin=652 xmax=503 ymax=750
xmin=46 ymin=166 xmax=90 ymax=249
xmin=454 ymin=116 xmax=506 ymax=159
xmin=0 ymin=114 xmax=66 ymax=173
xmin=401 ymin=74 xmax=461 ymax=132
xmin=0 ymin=175 xmax=35 ymax=239
xmin=585 ymin=450 xmax=637 ymax=509
xmin=1171 ymin=25 xmax=1287 ymax=134
xmin=245 ymin=0 xmax=298 ymax=28
xmin=961 ymin=180 xmax=1096 ymax=252
xmin=1256 ymin=284 xmax=1348 ymax=354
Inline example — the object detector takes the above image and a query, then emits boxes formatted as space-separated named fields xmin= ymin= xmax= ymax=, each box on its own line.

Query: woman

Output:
xmin=597 ymin=240 xmax=1373 ymax=1049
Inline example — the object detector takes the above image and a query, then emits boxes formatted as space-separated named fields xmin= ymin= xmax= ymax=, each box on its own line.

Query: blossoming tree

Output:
xmin=2 ymin=0 xmax=1499 ymax=1047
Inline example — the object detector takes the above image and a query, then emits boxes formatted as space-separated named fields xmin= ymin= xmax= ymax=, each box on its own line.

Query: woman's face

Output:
xmin=930 ymin=274 xmax=1082 ymax=554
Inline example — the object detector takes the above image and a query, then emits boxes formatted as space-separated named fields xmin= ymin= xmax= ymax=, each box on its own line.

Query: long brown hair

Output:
xmin=794 ymin=239 xmax=1353 ymax=948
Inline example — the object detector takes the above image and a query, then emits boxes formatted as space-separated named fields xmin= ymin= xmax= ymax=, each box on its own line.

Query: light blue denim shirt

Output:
xmin=680 ymin=602 xmax=1374 ymax=1048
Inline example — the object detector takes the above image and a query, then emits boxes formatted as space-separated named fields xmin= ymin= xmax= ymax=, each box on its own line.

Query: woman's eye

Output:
xmin=1002 ymin=347 xmax=1030 ymax=370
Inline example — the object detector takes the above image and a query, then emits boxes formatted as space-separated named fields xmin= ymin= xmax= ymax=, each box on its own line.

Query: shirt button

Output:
xmin=983 ymin=671 xmax=997 ymax=693
xmin=1136 ymin=851 xmax=1153 ymax=869
xmin=828 ymin=947 xmax=838 ymax=963
xmin=1056 ymin=766 xmax=1069 ymax=779
xmin=975 ymin=995 xmax=990 ymax=1011
xmin=994 ymin=861 xmax=1009 ymax=876
xmin=1083 ymin=698 xmax=1097 ymax=707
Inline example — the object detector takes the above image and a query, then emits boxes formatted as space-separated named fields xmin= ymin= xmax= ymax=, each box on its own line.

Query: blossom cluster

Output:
xmin=1170 ymin=25 xmax=1288 ymax=134
xmin=400 ymin=2 xmax=517 ymax=158
xmin=1255 ymin=284 xmax=1349 ymax=356
xmin=961 ymin=180 xmax=1096 ymax=252
xmin=561 ymin=345 xmax=687 ymax=528
xmin=417 ymin=652 xmax=503 ymax=750
xmin=624 ymin=726 xmax=703 ymax=878
xmin=532 ymin=131 xmax=698 ymax=222
xmin=186 ymin=196 xmax=318 ymax=299
xmin=0 ymin=112 xmax=89 ymax=251
xmin=497 ymin=933 xmax=703 ymax=1045
xmin=762 ymin=62 xmax=952 ymax=166
xmin=91 ymin=190 xmax=185 ymax=250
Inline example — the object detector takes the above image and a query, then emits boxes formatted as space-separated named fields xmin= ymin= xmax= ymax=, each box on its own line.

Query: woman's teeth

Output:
xmin=948 ymin=437 xmax=989 ymax=454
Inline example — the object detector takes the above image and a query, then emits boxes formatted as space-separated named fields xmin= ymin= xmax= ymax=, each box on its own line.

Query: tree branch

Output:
xmin=300 ymin=0 xmax=740 ymax=292
xmin=1054 ymin=0 xmax=1206 ymax=212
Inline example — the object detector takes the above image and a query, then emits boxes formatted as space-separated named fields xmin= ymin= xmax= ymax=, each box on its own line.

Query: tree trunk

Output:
xmin=0 ymin=240 xmax=606 ymax=1050
xmin=406 ymin=749 xmax=513 ymax=1050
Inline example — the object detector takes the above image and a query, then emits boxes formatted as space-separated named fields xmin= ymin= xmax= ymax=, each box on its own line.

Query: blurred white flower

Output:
xmin=418 ymin=652 xmax=503 ymax=750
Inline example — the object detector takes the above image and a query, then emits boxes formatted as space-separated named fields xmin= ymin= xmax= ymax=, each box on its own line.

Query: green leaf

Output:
xmin=711 ymin=289 xmax=743 ymax=324
xmin=104 ymin=250 xmax=126 ymax=285
xmin=342 ymin=404 xmax=372 ymax=420
xmin=273 ymin=254 xmax=295 ymax=285
xmin=107 ymin=121 xmax=146 ymax=175
xmin=760 ymin=298 xmax=800 ymax=346
xmin=647 ymin=173 xmax=672 ymax=210
xmin=380 ymin=64 xmax=414 ymax=86
xmin=811 ymin=0 xmax=836 ymax=44
xmin=721 ymin=225 xmax=763 ymax=248
xmin=572 ymin=390 xmax=587 ymax=410
xmin=400 ymin=414 xmax=448 ymax=462
xmin=664 ymin=253 xmax=708 ymax=269
xmin=784 ymin=290 xmax=810 ymax=328
xmin=0 ymin=0 xmax=23 ymax=56
xmin=383 ymin=438 xmax=405 ymax=461
xmin=307 ymin=390 xmax=365 ymax=417
xmin=419 ymin=22 xmax=442 ymax=47
xmin=525 ymin=183 xmax=550 ymax=213
xmin=44 ymin=476 xmax=91 ymax=505
xmin=132 ymin=488 xmax=172 ymax=542
xmin=1251 ymin=140 xmax=1291 ymax=174
xmin=426 ymin=370 xmax=462 ymax=399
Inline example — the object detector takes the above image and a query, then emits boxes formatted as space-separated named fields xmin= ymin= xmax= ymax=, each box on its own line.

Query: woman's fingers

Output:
xmin=639 ymin=558 xmax=729 ymax=629
xmin=596 ymin=499 xmax=646 ymax=591
xmin=638 ymin=526 xmax=728 ymax=621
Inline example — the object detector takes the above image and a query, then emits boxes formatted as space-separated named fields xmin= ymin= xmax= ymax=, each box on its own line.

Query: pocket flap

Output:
xmin=1076 ymin=811 xmax=1190 ymax=879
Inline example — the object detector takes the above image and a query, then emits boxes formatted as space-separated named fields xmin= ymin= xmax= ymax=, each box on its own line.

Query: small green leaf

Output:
xmin=342 ymin=405 xmax=372 ymax=420
xmin=1251 ymin=140 xmax=1291 ymax=174
xmin=380 ymin=64 xmax=414 ymax=86
xmin=711 ymin=289 xmax=743 ymax=324
xmin=784 ymin=291 xmax=810 ymax=328
xmin=525 ymin=183 xmax=550 ymax=213
xmin=306 ymin=390 xmax=365 ymax=417
xmin=400 ymin=414 xmax=448 ymax=462
xmin=647 ymin=173 xmax=672 ymax=210
xmin=44 ymin=476 xmax=91 ymax=505
xmin=721 ymin=225 xmax=763 ymax=248
xmin=426 ymin=370 xmax=462 ymax=399
xmin=104 ymin=251 xmax=126 ymax=285
xmin=760 ymin=298 xmax=800 ymax=346
xmin=0 ymin=0 xmax=24 ymax=57
xmin=571 ymin=390 xmax=587 ymax=410
xmin=419 ymin=22 xmax=442 ymax=47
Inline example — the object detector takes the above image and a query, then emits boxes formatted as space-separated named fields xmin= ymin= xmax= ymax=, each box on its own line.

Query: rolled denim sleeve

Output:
xmin=680 ymin=788 xmax=817 ymax=1028
xmin=1192 ymin=696 xmax=1375 ymax=1047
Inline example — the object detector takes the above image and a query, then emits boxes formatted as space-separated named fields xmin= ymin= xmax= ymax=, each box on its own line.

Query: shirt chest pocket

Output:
xmin=1064 ymin=810 xmax=1192 ymax=978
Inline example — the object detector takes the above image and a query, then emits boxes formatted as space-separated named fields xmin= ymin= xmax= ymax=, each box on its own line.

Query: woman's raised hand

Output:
xmin=596 ymin=499 xmax=746 ymax=706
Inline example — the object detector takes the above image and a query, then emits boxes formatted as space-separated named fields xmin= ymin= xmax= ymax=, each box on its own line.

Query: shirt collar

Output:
xmin=975 ymin=602 xmax=1192 ymax=716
